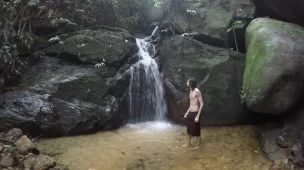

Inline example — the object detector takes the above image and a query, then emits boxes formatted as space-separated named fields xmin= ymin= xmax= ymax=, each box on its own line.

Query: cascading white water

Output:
xmin=128 ymin=35 xmax=167 ymax=123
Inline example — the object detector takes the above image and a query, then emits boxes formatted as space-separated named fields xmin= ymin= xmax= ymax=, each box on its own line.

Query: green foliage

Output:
xmin=227 ymin=21 xmax=243 ymax=52
xmin=240 ymin=86 xmax=257 ymax=104
xmin=28 ymin=0 xmax=40 ymax=6
xmin=0 ymin=0 xmax=167 ymax=86
xmin=0 ymin=0 xmax=37 ymax=82
xmin=240 ymin=86 xmax=246 ymax=104
xmin=227 ymin=21 xmax=243 ymax=33
xmin=153 ymin=0 xmax=166 ymax=8
xmin=193 ymin=3 xmax=203 ymax=7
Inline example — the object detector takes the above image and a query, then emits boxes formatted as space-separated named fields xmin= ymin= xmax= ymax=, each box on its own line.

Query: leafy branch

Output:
xmin=227 ymin=21 xmax=243 ymax=52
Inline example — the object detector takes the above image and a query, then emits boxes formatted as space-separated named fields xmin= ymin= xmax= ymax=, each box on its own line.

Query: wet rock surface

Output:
xmin=0 ymin=26 xmax=139 ymax=137
xmin=0 ymin=57 xmax=125 ymax=136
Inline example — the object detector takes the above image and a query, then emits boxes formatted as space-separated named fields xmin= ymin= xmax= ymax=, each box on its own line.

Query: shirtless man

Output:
xmin=183 ymin=77 xmax=204 ymax=147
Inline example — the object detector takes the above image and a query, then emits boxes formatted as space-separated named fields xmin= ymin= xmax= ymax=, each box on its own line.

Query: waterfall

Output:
xmin=128 ymin=35 xmax=167 ymax=123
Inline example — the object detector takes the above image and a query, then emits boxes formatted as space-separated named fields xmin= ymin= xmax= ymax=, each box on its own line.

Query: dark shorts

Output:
xmin=186 ymin=112 xmax=201 ymax=137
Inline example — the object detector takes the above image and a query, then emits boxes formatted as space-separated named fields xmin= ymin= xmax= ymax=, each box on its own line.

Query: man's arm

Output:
xmin=196 ymin=89 xmax=204 ymax=118
xmin=184 ymin=107 xmax=190 ymax=118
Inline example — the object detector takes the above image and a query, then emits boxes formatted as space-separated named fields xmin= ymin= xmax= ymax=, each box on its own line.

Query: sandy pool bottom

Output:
xmin=37 ymin=122 xmax=271 ymax=170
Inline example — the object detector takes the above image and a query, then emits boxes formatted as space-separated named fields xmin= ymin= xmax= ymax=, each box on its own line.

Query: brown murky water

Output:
xmin=37 ymin=122 xmax=271 ymax=170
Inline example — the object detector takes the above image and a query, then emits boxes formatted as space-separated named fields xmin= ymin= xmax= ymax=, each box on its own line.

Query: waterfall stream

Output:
xmin=128 ymin=32 xmax=167 ymax=123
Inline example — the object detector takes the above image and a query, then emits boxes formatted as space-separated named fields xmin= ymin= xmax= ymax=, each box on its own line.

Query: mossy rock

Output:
xmin=43 ymin=26 xmax=137 ymax=65
xmin=243 ymin=18 xmax=304 ymax=114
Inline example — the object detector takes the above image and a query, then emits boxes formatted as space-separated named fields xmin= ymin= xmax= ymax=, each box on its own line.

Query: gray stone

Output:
xmin=0 ymin=154 xmax=15 ymax=168
xmin=159 ymin=36 xmax=254 ymax=125
xmin=5 ymin=129 xmax=23 ymax=141
xmin=15 ymin=135 xmax=37 ymax=155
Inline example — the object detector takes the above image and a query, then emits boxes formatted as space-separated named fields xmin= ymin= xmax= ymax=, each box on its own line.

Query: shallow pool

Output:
xmin=37 ymin=122 xmax=271 ymax=170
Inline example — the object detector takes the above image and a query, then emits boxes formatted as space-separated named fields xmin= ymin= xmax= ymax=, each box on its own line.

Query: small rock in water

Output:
xmin=15 ymin=135 xmax=38 ymax=155
xmin=0 ymin=145 xmax=3 ymax=153
xmin=24 ymin=154 xmax=56 ymax=170
xmin=271 ymin=159 xmax=291 ymax=170
xmin=33 ymin=155 xmax=56 ymax=170
xmin=5 ymin=128 xmax=23 ymax=141
xmin=0 ymin=154 xmax=16 ymax=167
xmin=24 ymin=153 xmax=37 ymax=169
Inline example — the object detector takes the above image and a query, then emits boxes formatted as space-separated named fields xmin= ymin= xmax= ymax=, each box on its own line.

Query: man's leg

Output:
xmin=190 ymin=136 xmax=201 ymax=149
xmin=197 ymin=136 xmax=201 ymax=146
xmin=182 ymin=135 xmax=191 ymax=147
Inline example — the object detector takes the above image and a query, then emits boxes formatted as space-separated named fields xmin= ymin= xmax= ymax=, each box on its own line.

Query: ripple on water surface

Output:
xmin=37 ymin=122 xmax=271 ymax=170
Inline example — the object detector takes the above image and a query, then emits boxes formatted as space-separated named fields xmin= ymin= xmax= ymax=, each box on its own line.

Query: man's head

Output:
xmin=187 ymin=77 xmax=196 ymax=90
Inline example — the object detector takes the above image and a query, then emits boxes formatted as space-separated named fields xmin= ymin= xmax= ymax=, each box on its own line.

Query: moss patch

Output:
xmin=243 ymin=18 xmax=304 ymax=107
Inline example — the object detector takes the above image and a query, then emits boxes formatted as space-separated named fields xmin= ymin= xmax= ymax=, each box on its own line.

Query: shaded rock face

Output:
xmin=252 ymin=0 xmax=304 ymax=26
xmin=158 ymin=36 xmax=257 ymax=126
xmin=154 ymin=0 xmax=255 ymax=52
xmin=259 ymin=107 xmax=304 ymax=168
xmin=243 ymin=18 xmax=304 ymax=115
xmin=0 ymin=27 xmax=138 ymax=137
xmin=260 ymin=128 xmax=288 ymax=160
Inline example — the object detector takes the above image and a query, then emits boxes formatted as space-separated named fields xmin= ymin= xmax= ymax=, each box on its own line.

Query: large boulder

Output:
xmin=243 ymin=18 xmax=304 ymax=114
xmin=0 ymin=57 xmax=125 ymax=136
xmin=159 ymin=36 xmax=255 ymax=126
xmin=43 ymin=26 xmax=138 ymax=65
xmin=158 ymin=0 xmax=255 ymax=51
